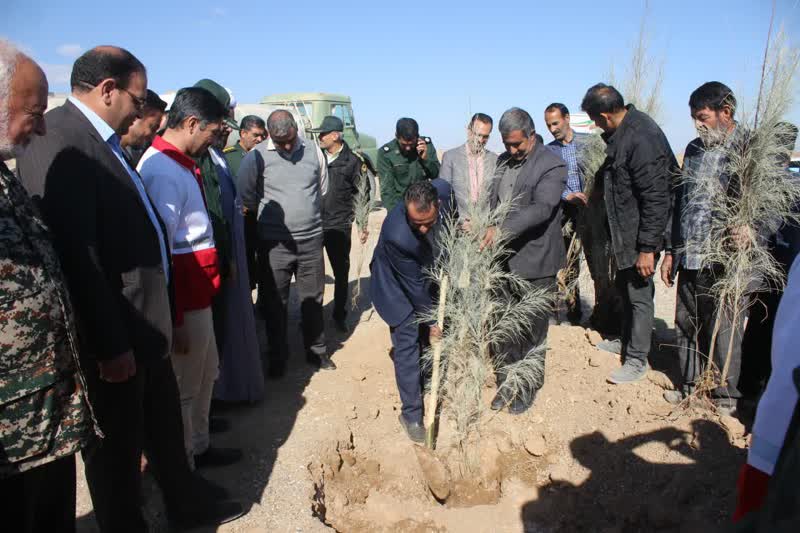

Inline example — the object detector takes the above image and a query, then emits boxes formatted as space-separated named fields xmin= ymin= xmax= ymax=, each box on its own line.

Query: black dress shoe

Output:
xmin=170 ymin=499 xmax=247 ymax=530
xmin=566 ymin=309 xmax=583 ymax=325
xmin=490 ymin=388 xmax=511 ymax=410
xmin=508 ymin=390 xmax=537 ymax=415
xmin=194 ymin=447 xmax=243 ymax=469
xmin=209 ymin=417 xmax=231 ymax=434
xmin=267 ymin=360 xmax=287 ymax=379
xmin=398 ymin=414 xmax=425 ymax=443
xmin=306 ymin=352 xmax=337 ymax=370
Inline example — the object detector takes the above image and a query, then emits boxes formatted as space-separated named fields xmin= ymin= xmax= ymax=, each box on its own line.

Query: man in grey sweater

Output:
xmin=238 ymin=110 xmax=334 ymax=378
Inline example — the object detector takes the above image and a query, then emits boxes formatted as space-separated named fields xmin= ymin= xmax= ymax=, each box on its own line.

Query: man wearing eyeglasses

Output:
xmin=439 ymin=113 xmax=497 ymax=218
xmin=17 ymin=46 xmax=244 ymax=531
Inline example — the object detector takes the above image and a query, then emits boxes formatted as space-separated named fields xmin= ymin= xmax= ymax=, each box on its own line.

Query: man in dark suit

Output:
xmin=16 ymin=46 xmax=243 ymax=531
xmin=481 ymin=107 xmax=567 ymax=415
xmin=370 ymin=179 xmax=452 ymax=442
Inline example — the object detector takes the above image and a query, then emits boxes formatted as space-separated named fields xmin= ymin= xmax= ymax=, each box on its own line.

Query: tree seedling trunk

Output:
xmin=425 ymin=273 xmax=449 ymax=449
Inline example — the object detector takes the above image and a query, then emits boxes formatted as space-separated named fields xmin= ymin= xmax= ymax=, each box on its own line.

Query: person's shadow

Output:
xmin=520 ymin=420 xmax=745 ymax=532
xmin=73 ymin=199 xmax=334 ymax=531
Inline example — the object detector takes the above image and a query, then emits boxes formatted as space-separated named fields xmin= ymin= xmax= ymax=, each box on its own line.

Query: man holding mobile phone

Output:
xmin=377 ymin=117 xmax=440 ymax=212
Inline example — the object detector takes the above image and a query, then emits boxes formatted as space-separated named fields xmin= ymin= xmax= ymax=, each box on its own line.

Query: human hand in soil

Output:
xmin=660 ymin=254 xmax=674 ymax=287
xmin=480 ymin=226 xmax=497 ymax=251
xmin=360 ymin=230 xmax=369 ymax=244
xmin=429 ymin=325 xmax=443 ymax=340
xmin=636 ymin=251 xmax=655 ymax=279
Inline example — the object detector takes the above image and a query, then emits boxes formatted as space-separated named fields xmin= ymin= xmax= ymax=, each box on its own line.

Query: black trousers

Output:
xmin=257 ymin=235 xmax=327 ymax=362
xmin=675 ymin=268 xmax=745 ymax=399
xmin=497 ymin=277 xmax=556 ymax=393
xmin=323 ymin=228 xmax=352 ymax=321
xmin=2 ymin=454 xmax=77 ymax=533
xmin=615 ymin=266 xmax=656 ymax=365
xmin=389 ymin=314 xmax=430 ymax=424
xmin=740 ymin=288 xmax=781 ymax=396
xmin=82 ymin=356 xmax=195 ymax=532
xmin=560 ymin=203 xmax=581 ymax=319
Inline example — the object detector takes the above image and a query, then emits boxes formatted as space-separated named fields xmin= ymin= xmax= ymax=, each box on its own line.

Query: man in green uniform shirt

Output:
xmin=377 ymin=117 xmax=440 ymax=211
xmin=224 ymin=114 xmax=267 ymax=177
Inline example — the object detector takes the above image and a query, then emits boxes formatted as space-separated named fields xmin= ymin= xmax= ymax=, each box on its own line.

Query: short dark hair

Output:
xmin=545 ymin=103 xmax=569 ymax=117
xmin=498 ymin=107 xmax=535 ymax=137
xmin=240 ymin=115 xmax=266 ymax=132
xmin=396 ymin=117 xmax=419 ymax=140
xmin=404 ymin=180 xmax=438 ymax=212
xmin=469 ymin=113 xmax=493 ymax=128
xmin=689 ymin=81 xmax=737 ymax=116
xmin=70 ymin=46 xmax=146 ymax=92
xmin=581 ymin=83 xmax=625 ymax=116
xmin=166 ymin=87 xmax=226 ymax=130
xmin=144 ymin=89 xmax=167 ymax=112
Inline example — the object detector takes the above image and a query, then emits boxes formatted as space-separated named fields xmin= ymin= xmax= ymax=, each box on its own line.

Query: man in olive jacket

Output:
xmin=377 ymin=117 xmax=440 ymax=211
xmin=581 ymin=83 xmax=677 ymax=385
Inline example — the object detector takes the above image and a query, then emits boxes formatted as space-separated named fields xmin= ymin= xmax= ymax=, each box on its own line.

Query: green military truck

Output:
xmin=231 ymin=92 xmax=379 ymax=202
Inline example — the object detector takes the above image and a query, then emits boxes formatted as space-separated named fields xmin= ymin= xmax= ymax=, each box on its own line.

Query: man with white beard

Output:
xmin=0 ymin=39 xmax=95 ymax=533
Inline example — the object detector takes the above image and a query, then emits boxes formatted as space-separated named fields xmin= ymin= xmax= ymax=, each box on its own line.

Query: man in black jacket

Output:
xmin=581 ymin=84 xmax=677 ymax=385
xmin=315 ymin=116 xmax=369 ymax=332
xmin=482 ymin=107 xmax=567 ymax=414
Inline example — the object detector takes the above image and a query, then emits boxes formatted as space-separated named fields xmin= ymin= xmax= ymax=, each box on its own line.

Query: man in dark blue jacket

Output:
xmin=370 ymin=179 xmax=452 ymax=442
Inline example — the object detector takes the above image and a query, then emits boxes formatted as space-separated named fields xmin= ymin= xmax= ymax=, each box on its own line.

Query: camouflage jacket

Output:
xmin=0 ymin=160 xmax=96 ymax=478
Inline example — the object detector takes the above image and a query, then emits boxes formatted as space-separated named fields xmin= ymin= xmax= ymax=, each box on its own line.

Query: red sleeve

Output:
xmin=172 ymin=248 xmax=221 ymax=326
xmin=733 ymin=463 xmax=771 ymax=522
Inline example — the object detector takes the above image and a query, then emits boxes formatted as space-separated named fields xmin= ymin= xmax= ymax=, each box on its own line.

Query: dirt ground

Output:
xmin=75 ymin=210 xmax=749 ymax=532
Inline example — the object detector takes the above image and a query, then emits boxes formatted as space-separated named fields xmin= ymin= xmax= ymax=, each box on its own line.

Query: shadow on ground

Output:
xmin=77 ymin=272 xmax=375 ymax=532
xmin=521 ymin=419 xmax=744 ymax=532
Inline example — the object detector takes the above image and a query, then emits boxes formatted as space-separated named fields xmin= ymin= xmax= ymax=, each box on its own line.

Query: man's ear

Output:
xmin=98 ymin=78 xmax=116 ymax=105
xmin=721 ymin=105 xmax=734 ymax=122
xmin=185 ymin=116 xmax=199 ymax=134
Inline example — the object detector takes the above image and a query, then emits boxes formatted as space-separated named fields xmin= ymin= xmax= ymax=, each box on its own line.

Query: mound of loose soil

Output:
xmin=308 ymin=324 xmax=747 ymax=533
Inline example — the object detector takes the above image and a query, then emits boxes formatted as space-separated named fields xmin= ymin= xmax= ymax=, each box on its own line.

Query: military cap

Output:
xmin=310 ymin=115 xmax=344 ymax=134
xmin=193 ymin=78 xmax=239 ymax=130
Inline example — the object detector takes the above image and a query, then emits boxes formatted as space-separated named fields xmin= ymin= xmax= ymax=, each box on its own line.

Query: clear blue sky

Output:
xmin=3 ymin=0 xmax=799 ymax=154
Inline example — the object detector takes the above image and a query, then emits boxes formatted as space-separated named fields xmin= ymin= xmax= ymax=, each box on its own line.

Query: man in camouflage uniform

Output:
xmin=0 ymin=40 xmax=95 ymax=533
xmin=377 ymin=117 xmax=440 ymax=212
